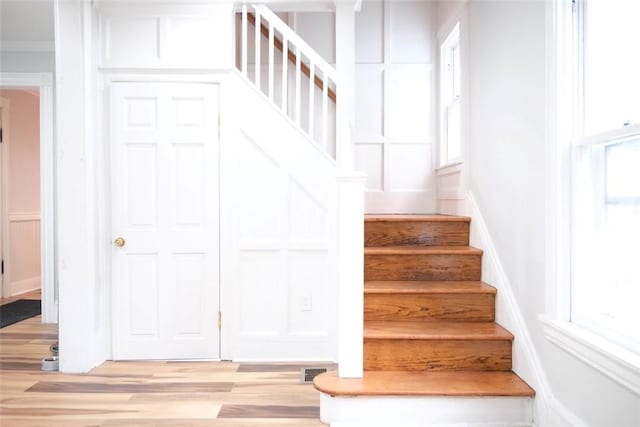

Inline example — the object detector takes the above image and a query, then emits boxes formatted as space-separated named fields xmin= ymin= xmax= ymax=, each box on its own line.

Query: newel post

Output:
xmin=335 ymin=0 xmax=365 ymax=378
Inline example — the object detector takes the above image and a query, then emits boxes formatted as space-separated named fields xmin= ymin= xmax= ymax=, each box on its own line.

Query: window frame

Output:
xmin=439 ymin=22 xmax=461 ymax=167
xmin=542 ymin=0 xmax=640 ymax=396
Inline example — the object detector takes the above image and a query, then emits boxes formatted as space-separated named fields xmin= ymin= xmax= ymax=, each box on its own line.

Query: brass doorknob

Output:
xmin=114 ymin=237 xmax=126 ymax=248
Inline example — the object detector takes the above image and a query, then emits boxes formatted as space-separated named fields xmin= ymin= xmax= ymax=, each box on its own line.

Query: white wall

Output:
xmin=458 ymin=1 xmax=640 ymax=426
xmin=0 ymin=89 xmax=41 ymax=297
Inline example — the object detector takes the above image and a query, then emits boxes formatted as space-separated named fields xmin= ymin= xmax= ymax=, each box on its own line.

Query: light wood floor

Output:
xmin=0 ymin=314 xmax=329 ymax=426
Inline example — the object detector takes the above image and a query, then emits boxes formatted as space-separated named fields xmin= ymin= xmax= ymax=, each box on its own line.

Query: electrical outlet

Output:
xmin=302 ymin=295 xmax=312 ymax=312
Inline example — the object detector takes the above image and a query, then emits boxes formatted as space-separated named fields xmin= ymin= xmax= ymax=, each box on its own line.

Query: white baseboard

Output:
xmin=6 ymin=276 xmax=41 ymax=298
xmin=466 ymin=192 xmax=552 ymax=427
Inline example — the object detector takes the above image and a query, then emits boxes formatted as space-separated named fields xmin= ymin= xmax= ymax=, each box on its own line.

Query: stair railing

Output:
xmin=239 ymin=4 xmax=338 ymax=158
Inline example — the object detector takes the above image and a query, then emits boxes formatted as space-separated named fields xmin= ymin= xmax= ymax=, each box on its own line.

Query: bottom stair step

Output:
xmin=314 ymin=371 xmax=534 ymax=427
xmin=314 ymin=370 xmax=534 ymax=397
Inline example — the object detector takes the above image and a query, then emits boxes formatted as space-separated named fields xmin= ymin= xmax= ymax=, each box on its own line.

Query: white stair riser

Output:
xmin=320 ymin=393 xmax=533 ymax=427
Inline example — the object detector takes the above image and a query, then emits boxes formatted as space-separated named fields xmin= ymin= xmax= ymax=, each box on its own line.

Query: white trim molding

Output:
xmin=0 ymin=41 xmax=55 ymax=53
xmin=541 ymin=316 xmax=640 ymax=396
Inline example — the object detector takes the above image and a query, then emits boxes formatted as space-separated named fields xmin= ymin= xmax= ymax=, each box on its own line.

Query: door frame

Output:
xmin=0 ymin=73 xmax=56 ymax=323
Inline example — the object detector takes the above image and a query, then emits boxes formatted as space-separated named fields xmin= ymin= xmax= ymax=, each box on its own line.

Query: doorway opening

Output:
xmin=0 ymin=89 xmax=42 ymax=307
xmin=0 ymin=73 xmax=55 ymax=324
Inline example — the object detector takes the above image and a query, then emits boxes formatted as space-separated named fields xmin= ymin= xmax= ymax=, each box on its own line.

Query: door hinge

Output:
xmin=217 ymin=112 xmax=221 ymax=139
xmin=0 ymin=127 xmax=3 ymax=143
xmin=1 ymin=259 xmax=4 ymax=275
xmin=217 ymin=311 xmax=222 ymax=330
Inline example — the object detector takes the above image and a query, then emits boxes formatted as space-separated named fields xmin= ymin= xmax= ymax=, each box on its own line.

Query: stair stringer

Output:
xmin=219 ymin=72 xmax=339 ymax=361
xmin=466 ymin=191 xmax=552 ymax=426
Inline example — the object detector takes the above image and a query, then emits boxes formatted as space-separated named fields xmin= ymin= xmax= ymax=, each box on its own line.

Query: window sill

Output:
xmin=540 ymin=315 xmax=640 ymax=395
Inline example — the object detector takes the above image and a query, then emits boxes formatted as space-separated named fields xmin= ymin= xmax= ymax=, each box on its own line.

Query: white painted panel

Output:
xmin=238 ymin=250 xmax=282 ymax=334
xmin=237 ymin=135 xmax=286 ymax=243
xmin=127 ymin=146 xmax=157 ymax=227
xmin=389 ymin=143 xmax=433 ymax=191
xmin=355 ymin=64 xmax=384 ymax=140
xmin=127 ymin=98 xmax=157 ymax=127
xmin=127 ymin=254 xmax=159 ymax=337
xmin=354 ymin=143 xmax=383 ymax=191
xmin=288 ymin=251 xmax=329 ymax=334
xmin=173 ymin=144 xmax=204 ymax=227
xmin=167 ymin=17 xmax=217 ymax=65
xmin=173 ymin=254 xmax=205 ymax=336
xmin=355 ymin=0 xmax=383 ymax=63
xmin=174 ymin=97 xmax=205 ymax=127
xmin=390 ymin=0 xmax=434 ymax=64
xmin=100 ymin=4 xmax=234 ymax=70
xmin=104 ymin=16 xmax=160 ymax=66
xmin=387 ymin=64 xmax=432 ymax=142
xmin=288 ymin=181 xmax=328 ymax=243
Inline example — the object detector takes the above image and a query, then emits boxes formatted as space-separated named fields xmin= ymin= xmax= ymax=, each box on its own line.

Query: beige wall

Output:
xmin=0 ymin=89 xmax=40 ymax=213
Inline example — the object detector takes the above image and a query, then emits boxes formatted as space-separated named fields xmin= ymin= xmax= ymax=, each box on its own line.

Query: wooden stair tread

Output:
xmin=364 ymin=320 xmax=513 ymax=340
xmin=314 ymin=371 xmax=535 ymax=397
xmin=365 ymin=281 xmax=496 ymax=294
xmin=365 ymin=246 xmax=483 ymax=255
xmin=365 ymin=215 xmax=471 ymax=222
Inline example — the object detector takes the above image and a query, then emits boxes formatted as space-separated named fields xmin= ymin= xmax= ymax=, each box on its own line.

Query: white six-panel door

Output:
xmin=110 ymin=82 xmax=219 ymax=360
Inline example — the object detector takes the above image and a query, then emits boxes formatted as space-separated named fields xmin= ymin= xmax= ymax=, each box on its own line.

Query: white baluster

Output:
xmin=322 ymin=75 xmax=329 ymax=152
xmin=295 ymin=47 xmax=301 ymax=125
xmin=268 ymin=23 xmax=274 ymax=101
xmin=254 ymin=10 xmax=261 ymax=90
xmin=241 ymin=5 xmax=247 ymax=76
xmin=309 ymin=62 xmax=315 ymax=138
xmin=282 ymin=36 xmax=288 ymax=115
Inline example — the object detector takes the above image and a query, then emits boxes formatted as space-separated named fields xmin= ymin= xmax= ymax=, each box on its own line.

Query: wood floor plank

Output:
xmin=217 ymin=404 xmax=319 ymax=419
xmin=26 ymin=381 xmax=234 ymax=393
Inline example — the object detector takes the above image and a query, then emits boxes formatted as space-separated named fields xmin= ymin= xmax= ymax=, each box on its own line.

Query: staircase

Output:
xmin=315 ymin=215 xmax=535 ymax=427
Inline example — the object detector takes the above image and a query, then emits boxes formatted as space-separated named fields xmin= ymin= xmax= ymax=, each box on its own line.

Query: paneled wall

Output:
xmin=354 ymin=1 xmax=436 ymax=213
xmin=220 ymin=75 xmax=337 ymax=360
xmin=242 ymin=2 xmax=437 ymax=213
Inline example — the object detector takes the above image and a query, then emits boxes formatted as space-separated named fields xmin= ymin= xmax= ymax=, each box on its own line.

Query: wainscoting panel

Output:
xmin=220 ymin=75 xmax=337 ymax=361
xmin=7 ymin=212 xmax=41 ymax=296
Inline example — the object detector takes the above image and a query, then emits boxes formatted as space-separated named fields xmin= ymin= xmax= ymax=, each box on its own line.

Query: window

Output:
xmin=571 ymin=0 xmax=640 ymax=355
xmin=439 ymin=23 xmax=461 ymax=166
